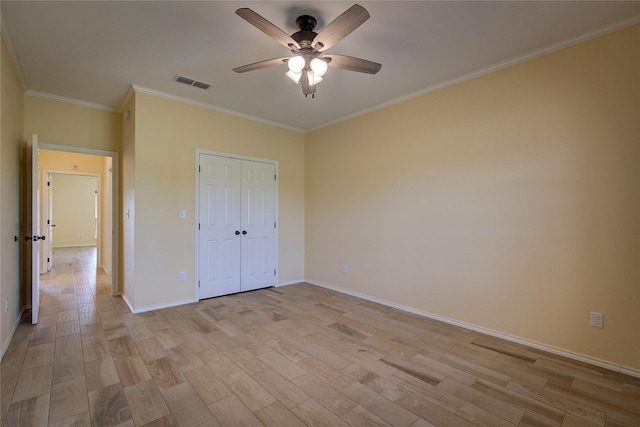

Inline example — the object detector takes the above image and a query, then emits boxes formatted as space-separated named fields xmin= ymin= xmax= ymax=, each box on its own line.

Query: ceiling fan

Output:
xmin=233 ymin=4 xmax=382 ymax=98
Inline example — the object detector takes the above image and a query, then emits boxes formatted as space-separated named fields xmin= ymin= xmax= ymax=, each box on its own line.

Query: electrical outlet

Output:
xmin=342 ymin=265 xmax=348 ymax=274
xmin=179 ymin=272 xmax=186 ymax=281
xmin=590 ymin=312 xmax=604 ymax=329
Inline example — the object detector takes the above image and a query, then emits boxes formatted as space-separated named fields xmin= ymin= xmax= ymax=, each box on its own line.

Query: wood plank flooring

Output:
xmin=1 ymin=246 xmax=639 ymax=426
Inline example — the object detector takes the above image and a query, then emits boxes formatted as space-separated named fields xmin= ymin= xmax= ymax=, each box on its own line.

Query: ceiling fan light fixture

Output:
xmin=286 ymin=70 xmax=302 ymax=83
xmin=287 ymin=55 xmax=305 ymax=73
xmin=307 ymin=70 xmax=323 ymax=86
xmin=310 ymin=57 xmax=328 ymax=77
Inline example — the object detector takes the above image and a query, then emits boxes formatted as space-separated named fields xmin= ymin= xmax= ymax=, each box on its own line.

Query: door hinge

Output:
xmin=47 ymin=258 xmax=50 ymax=263
xmin=274 ymin=222 xmax=276 ymax=228
xmin=198 ymin=223 xmax=200 ymax=230
xmin=274 ymin=174 xmax=276 ymax=181
xmin=198 ymin=165 xmax=201 ymax=173
xmin=198 ymin=281 xmax=200 ymax=288
xmin=47 ymin=220 xmax=50 ymax=225
xmin=274 ymin=270 xmax=276 ymax=276
xmin=47 ymin=181 xmax=50 ymax=187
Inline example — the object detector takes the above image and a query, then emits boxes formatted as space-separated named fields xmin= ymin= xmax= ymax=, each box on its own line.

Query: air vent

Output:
xmin=192 ymin=80 xmax=210 ymax=90
xmin=175 ymin=75 xmax=210 ymax=90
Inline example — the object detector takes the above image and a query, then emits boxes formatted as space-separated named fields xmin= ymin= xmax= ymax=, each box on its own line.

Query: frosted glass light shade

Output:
xmin=307 ymin=71 xmax=323 ymax=85
xmin=286 ymin=70 xmax=302 ymax=83
xmin=287 ymin=56 xmax=305 ymax=73
xmin=310 ymin=58 xmax=328 ymax=77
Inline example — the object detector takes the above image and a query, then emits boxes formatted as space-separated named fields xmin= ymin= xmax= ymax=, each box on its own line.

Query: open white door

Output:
xmin=26 ymin=135 xmax=41 ymax=324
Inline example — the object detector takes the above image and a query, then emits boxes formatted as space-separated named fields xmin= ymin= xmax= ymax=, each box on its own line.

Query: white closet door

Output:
xmin=240 ymin=161 xmax=277 ymax=292
xmin=199 ymin=155 xmax=242 ymax=298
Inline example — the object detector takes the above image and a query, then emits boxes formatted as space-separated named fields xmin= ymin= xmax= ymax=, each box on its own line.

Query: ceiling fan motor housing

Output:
xmin=292 ymin=15 xmax=319 ymax=48
xmin=296 ymin=15 xmax=317 ymax=31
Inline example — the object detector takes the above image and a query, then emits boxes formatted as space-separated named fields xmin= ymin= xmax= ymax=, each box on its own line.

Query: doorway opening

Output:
xmin=38 ymin=144 xmax=118 ymax=297
xmin=42 ymin=172 xmax=100 ymax=273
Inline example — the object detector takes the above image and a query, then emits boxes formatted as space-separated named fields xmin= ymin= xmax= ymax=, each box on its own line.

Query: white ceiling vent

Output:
xmin=175 ymin=75 xmax=210 ymax=90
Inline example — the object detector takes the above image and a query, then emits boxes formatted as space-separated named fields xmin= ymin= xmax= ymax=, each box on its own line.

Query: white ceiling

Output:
xmin=2 ymin=1 xmax=639 ymax=131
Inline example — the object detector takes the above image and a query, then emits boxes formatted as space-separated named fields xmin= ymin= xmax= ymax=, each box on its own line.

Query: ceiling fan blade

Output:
xmin=325 ymin=54 xmax=381 ymax=74
xmin=233 ymin=57 xmax=289 ymax=73
xmin=313 ymin=4 xmax=370 ymax=51
xmin=236 ymin=8 xmax=300 ymax=49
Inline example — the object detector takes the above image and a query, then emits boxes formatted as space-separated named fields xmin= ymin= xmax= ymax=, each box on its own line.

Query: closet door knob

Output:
xmin=235 ymin=230 xmax=240 ymax=235
xmin=242 ymin=230 xmax=247 ymax=235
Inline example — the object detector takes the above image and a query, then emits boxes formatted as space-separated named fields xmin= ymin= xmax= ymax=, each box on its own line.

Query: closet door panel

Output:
xmin=241 ymin=161 xmax=277 ymax=292
xmin=199 ymin=155 xmax=242 ymax=298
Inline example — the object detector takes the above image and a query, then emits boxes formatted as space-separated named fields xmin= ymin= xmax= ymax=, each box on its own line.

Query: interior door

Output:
xmin=47 ymin=174 xmax=54 ymax=271
xmin=41 ymin=172 xmax=54 ymax=272
xmin=198 ymin=154 xmax=242 ymax=298
xmin=240 ymin=161 xmax=277 ymax=292
xmin=26 ymin=135 xmax=41 ymax=324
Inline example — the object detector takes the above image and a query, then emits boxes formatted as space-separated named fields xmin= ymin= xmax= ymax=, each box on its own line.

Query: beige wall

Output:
xmin=24 ymin=96 xmax=120 ymax=152
xmin=306 ymin=25 xmax=640 ymax=370
xmin=127 ymin=91 xmax=305 ymax=310
xmin=121 ymin=95 xmax=135 ymax=304
xmin=49 ymin=174 xmax=97 ymax=247
xmin=1 ymin=36 xmax=24 ymax=356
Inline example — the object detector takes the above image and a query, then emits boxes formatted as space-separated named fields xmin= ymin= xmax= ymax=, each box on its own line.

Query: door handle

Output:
xmin=36 ymin=235 xmax=46 ymax=241
xmin=24 ymin=235 xmax=33 ymax=241
xmin=235 ymin=230 xmax=240 ymax=235
xmin=242 ymin=230 xmax=247 ymax=235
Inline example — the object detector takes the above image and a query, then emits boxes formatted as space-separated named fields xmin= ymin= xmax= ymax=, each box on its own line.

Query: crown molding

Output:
xmin=309 ymin=14 xmax=640 ymax=132
xmin=130 ymin=84 xmax=305 ymax=134
xmin=25 ymin=90 xmax=118 ymax=112
xmin=118 ymin=85 xmax=136 ymax=113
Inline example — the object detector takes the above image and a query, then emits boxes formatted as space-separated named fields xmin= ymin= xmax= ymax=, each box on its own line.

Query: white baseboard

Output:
xmin=53 ymin=244 xmax=97 ymax=248
xmin=1 ymin=308 xmax=24 ymax=361
xmin=276 ymin=279 xmax=306 ymax=287
xmin=123 ymin=294 xmax=198 ymax=315
xmin=306 ymin=280 xmax=640 ymax=379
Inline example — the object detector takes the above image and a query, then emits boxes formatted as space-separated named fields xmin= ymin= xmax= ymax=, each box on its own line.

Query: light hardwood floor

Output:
xmin=1 ymin=247 xmax=639 ymax=426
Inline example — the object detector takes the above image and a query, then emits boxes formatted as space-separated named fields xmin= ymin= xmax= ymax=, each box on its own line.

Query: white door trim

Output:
xmin=195 ymin=149 xmax=279 ymax=300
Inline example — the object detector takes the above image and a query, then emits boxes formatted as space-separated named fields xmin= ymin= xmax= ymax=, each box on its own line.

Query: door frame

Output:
xmin=194 ymin=149 xmax=279 ymax=300
xmin=39 ymin=143 xmax=120 ymax=296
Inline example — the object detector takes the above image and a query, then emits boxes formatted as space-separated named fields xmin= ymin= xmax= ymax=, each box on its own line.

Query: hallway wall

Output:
xmin=1 ymin=36 xmax=24 ymax=357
